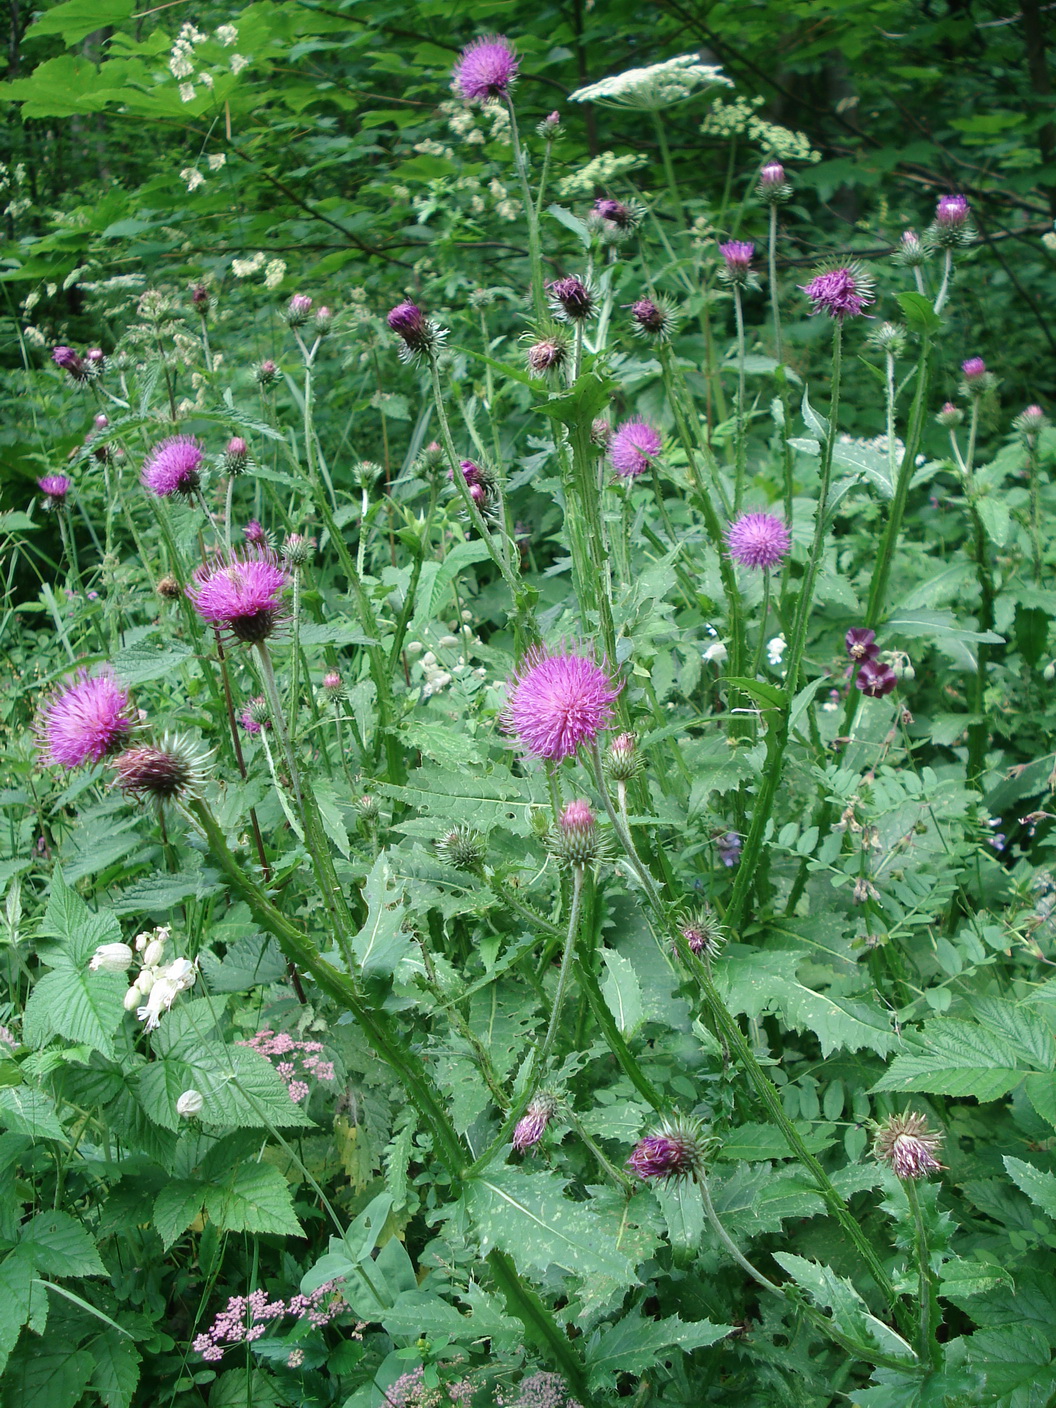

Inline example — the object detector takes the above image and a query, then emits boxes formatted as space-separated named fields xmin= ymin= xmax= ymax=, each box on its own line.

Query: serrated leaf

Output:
xmin=801 ymin=387 xmax=829 ymax=440
xmin=353 ymin=854 xmax=408 ymax=977
xmin=19 ymin=1211 xmax=105 ymax=1277
xmin=29 ymin=0 xmax=134 ymax=43
xmin=203 ymin=1162 xmax=304 ymax=1236
xmin=1 ymin=1345 xmax=95 ymax=1408
xmin=38 ymin=871 xmax=121 ymax=964
xmin=22 ymin=966 xmax=126 ymax=1060
xmin=89 ymin=1331 xmax=141 ymax=1408
xmin=896 ymin=289 xmax=943 ymax=334
xmin=0 ymin=1087 xmax=65 ymax=1141
xmin=0 ymin=1246 xmax=36 ymax=1377
xmin=723 ymin=675 xmax=787 ymax=710
xmin=585 ymin=1309 xmax=732 ymax=1387
xmin=976 ymin=496 xmax=1010 ymax=547
xmin=110 ymin=641 xmax=194 ymax=686
xmin=466 ymin=1170 xmax=635 ymax=1282
xmin=112 ymin=870 xmax=221 ymax=914
xmin=773 ymin=1252 xmax=916 ymax=1361
xmin=379 ymin=763 xmax=544 ymax=835
xmin=153 ymin=1181 xmax=205 ymax=1251
xmin=871 ymin=1017 xmax=1045 ymax=1099
xmin=1003 ymin=1157 xmax=1056 ymax=1219
xmin=137 ymin=1044 xmax=312 ymax=1131
xmin=408 ymin=540 xmax=494 ymax=637
xmin=600 ymin=949 xmax=645 ymax=1037
xmin=780 ymin=982 xmax=898 ymax=1057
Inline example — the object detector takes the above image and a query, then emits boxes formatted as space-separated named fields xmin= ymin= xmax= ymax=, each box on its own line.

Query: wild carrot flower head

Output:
xmin=453 ymin=35 xmax=519 ymax=103
xmin=141 ymin=435 xmax=205 ymax=498
xmin=36 ymin=669 xmax=134 ymax=769
xmin=37 ymin=475 xmax=71 ymax=508
xmin=628 ymin=1117 xmax=705 ymax=1181
xmin=873 ymin=1111 xmax=943 ymax=1179
xmin=610 ymin=419 xmax=662 ymax=479
xmin=726 ymin=512 xmax=791 ymax=569
xmin=188 ymin=550 xmax=289 ymax=643
xmin=501 ymin=645 xmax=620 ymax=762
xmin=800 ymin=261 xmax=875 ymax=320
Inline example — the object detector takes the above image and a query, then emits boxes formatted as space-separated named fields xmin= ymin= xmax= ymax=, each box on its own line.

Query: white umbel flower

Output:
xmin=569 ymin=54 xmax=732 ymax=111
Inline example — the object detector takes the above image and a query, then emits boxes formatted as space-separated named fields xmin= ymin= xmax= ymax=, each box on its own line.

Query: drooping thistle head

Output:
xmin=112 ymin=732 xmax=212 ymax=807
xmin=872 ymin=1111 xmax=943 ymax=1180
xmin=627 ymin=1115 xmax=706 ymax=1182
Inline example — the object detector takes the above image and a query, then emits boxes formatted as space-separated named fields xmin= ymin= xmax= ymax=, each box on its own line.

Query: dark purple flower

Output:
xmin=188 ymin=550 xmax=289 ymax=644
xmin=37 ymin=475 xmax=71 ymax=506
xmin=526 ymin=336 xmax=567 ymax=377
xmin=856 ymin=659 xmax=897 ymax=697
xmin=141 ymin=436 xmax=204 ymax=498
xmin=36 ymin=669 xmax=134 ymax=769
xmin=113 ymin=734 xmax=209 ymax=803
xmin=961 ymin=357 xmax=986 ymax=382
xmin=548 ymin=275 xmax=595 ymax=323
xmin=935 ymin=194 xmax=969 ymax=229
xmin=627 ymin=1118 xmax=704 ymax=1181
xmin=502 ymin=645 xmax=620 ymax=762
xmin=726 ymin=512 xmax=791 ymax=569
xmin=387 ymin=301 xmax=442 ymax=361
xmin=718 ymin=240 xmax=754 ymax=285
xmin=452 ymin=35 xmax=518 ymax=103
xmin=801 ymin=263 xmax=875 ymax=320
xmin=52 ymin=346 xmax=88 ymax=382
xmin=845 ymin=627 xmax=879 ymax=663
xmin=717 ymin=831 xmax=742 ymax=867
xmin=873 ymin=1112 xmax=942 ymax=1180
xmin=191 ymin=284 xmax=210 ymax=311
xmin=610 ymin=419 xmax=662 ymax=479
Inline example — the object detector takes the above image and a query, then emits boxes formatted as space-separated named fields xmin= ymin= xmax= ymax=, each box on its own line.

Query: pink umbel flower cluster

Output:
xmin=193 ymin=1281 xmax=346 ymax=1362
xmin=36 ymin=669 xmax=134 ymax=769
xmin=384 ymin=1365 xmax=476 ymax=1408
xmin=452 ymin=35 xmax=518 ymax=103
xmin=188 ymin=550 xmax=289 ymax=643
xmin=239 ymin=1029 xmax=335 ymax=1105
xmin=496 ymin=1372 xmax=583 ymax=1408
xmin=141 ymin=435 xmax=204 ymax=498
xmin=726 ymin=511 xmax=791 ymax=569
xmin=609 ymin=418 xmax=662 ymax=478
xmin=501 ymin=645 xmax=621 ymax=762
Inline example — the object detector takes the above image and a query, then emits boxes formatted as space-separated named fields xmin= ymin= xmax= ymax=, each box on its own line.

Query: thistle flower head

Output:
xmin=547 ymin=275 xmax=596 ymax=323
xmin=895 ymin=229 xmax=929 ymax=268
xmin=757 ymin=161 xmax=792 ymax=203
xmin=868 ymin=322 xmax=907 ymax=357
xmin=188 ymin=550 xmax=289 ymax=643
xmin=281 ymin=532 xmax=315 ymax=569
xmin=322 ymin=670 xmax=343 ymax=699
xmin=588 ymin=197 xmax=644 ymax=243
xmin=590 ymin=418 xmax=613 ymax=449
xmin=677 ymin=906 xmax=725 ymax=960
xmin=935 ymin=193 xmax=970 ymax=228
xmin=960 ymin=357 xmax=996 ymax=398
xmin=800 ymin=261 xmax=875 ymax=320
xmin=717 ymin=240 xmax=755 ymax=286
xmin=501 ymin=645 xmax=621 ymax=762
xmin=243 ymin=519 xmax=270 ymax=549
xmin=52 ymin=345 xmax=88 ymax=382
xmin=37 ymin=474 xmax=71 ymax=507
xmin=453 ymin=34 xmax=518 ymax=104
xmin=285 ymin=293 xmax=313 ymax=326
xmin=726 ymin=511 xmax=791 ymax=569
xmin=936 ymin=401 xmax=964 ymax=428
xmin=856 ymin=658 xmax=898 ymax=697
xmin=513 ymin=1093 xmax=557 ymax=1153
xmin=629 ymin=295 xmax=677 ymax=341
xmin=610 ymin=419 xmax=662 ymax=479
xmin=1014 ymin=404 xmax=1048 ymax=437
xmin=239 ymin=696 xmax=270 ymax=732
xmin=873 ymin=1111 xmax=943 ymax=1179
xmin=605 ymin=731 xmax=642 ymax=783
xmin=928 ymin=194 xmax=974 ymax=249
xmin=628 ymin=1116 xmax=705 ymax=1181
xmin=191 ymin=284 xmax=210 ymax=312
xmin=387 ymin=301 xmax=445 ymax=362
xmin=314 ymin=305 xmax=334 ymax=335
xmin=538 ymin=110 xmax=562 ymax=140
xmin=962 ymin=356 xmax=986 ymax=382
xmin=525 ymin=331 xmax=570 ymax=378
xmin=256 ymin=358 xmax=280 ymax=388
xmin=845 ymin=627 xmax=879 ymax=662
xmin=94 ymin=413 xmax=109 ymax=430
xmin=141 ymin=435 xmax=205 ymax=499
xmin=112 ymin=732 xmax=212 ymax=805
xmin=224 ymin=436 xmax=249 ymax=473
xmin=36 ymin=669 xmax=134 ymax=769
xmin=436 ymin=825 xmax=487 ymax=871
xmin=550 ymin=798 xmax=604 ymax=868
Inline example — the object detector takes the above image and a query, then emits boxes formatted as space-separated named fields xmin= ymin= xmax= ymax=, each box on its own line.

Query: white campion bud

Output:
xmin=176 ymin=1089 xmax=204 ymax=1117
xmin=123 ymin=985 xmax=142 ymax=1011
xmin=137 ymin=978 xmax=180 ymax=1032
xmin=137 ymin=968 xmax=155 ymax=996
xmin=89 ymin=942 xmax=134 ymax=973
xmin=142 ymin=938 xmax=167 ymax=968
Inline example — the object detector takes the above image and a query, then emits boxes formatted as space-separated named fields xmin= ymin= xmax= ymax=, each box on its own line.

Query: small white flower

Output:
xmin=89 ymin=942 xmax=134 ymax=973
xmin=230 ymin=53 xmax=249 ymax=74
xmin=137 ymin=978 xmax=180 ymax=1032
xmin=176 ymin=1089 xmax=204 ymax=1117
xmin=136 ymin=968 xmax=155 ymax=995
xmin=180 ymin=167 xmax=206 ymax=192
xmin=438 ymin=635 xmax=459 ymax=649
xmin=263 ymin=258 xmax=287 ymax=290
xmin=142 ymin=937 xmax=166 ymax=969
xmin=179 ymin=83 xmax=196 ymax=103
xmin=766 ymin=635 xmax=787 ymax=667
xmin=169 ymin=54 xmax=194 ymax=79
xmin=702 ymin=641 xmax=728 ymax=664
xmin=161 ymin=957 xmax=197 ymax=992
xmin=199 ymin=71 xmax=214 ymax=89
xmin=215 ymin=24 xmax=238 ymax=45
xmin=570 ymin=53 xmax=732 ymax=111
xmin=207 ymin=153 xmax=227 ymax=171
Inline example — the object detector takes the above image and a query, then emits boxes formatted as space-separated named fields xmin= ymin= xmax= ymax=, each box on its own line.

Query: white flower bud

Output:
xmin=438 ymin=635 xmax=459 ymax=648
xmin=176 ymin=1089 xmax=204 ymax=1117
xmin=136 ymin=968 xmax=155 ymax=995
xmin=1045 ymin=662 xmax=1056 ymax=683
xmin=143 ymin=938 xmax=167 ymax=968
xmin=89 ymin=942 xmax=135 ymax=973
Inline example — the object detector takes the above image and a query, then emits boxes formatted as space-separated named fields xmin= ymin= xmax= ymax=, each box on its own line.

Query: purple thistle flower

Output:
xmin=286 ymin=293 xmax=313 ymax=324
xmin=502 ymin=645 xmax=620 ymax=763
xmin=513 ymin=1094 xmax=556 ymax=1152
xmin=757 ymin=161 xmax=789 ymax=199
xmin=243 ymin=519 xmax=268 ymax=548
xmin=873 ymin=1112 xmax=943 ymax=1180
xmin=856 ymin=659 xmax=898 ymax=697
xmin=800 ymin=262 xmax=875 ymax=320
xmin=256 ymin=359 xmax=280 ymax=387
xmin=726 ymin=511 xmax=791 ymax=569
xmin=387 ymin=301 xmax=443 ymax=361
xmin=51 ymin=346 xmax=88 ymax=382
xmin=239 ymin=697 xmax=270 ymax=732
xmin=141 ymin=435 xmax=205 ymax=498
xmin=547 ymin=275 xmax=595 ymax=322
xmin=526 ymin=335 xmax=568 ymax=377
xmin=627 ymin=1118 xmax=704 ymax=1182
xmin=36 ymin=669 xmax=134 ymax=769
xmin=552 ymin=798 xmax=602 ymax=868
xmin=961 ymin=357 xmax=987 ymax=382
xmin=610 ymin=419 xmax=662 ymax=479
xmin=718 ymin=240 xmax=754 ymax=285
xmin=936 ymin=401 xmax=963 ymax=428
xmin=593 ymin=197 xmax=633 ymax=228
xmin=935 ymin=194 xmax=969 ymax=228
xmin=845 ymin=627 xmax=879 ymax=662
xmin=37 ymin=475 xmax=71 ymax=506
xmin=188 ymin=550 xmax=289 ymax=644
xmin=630 ymin=298 xmax=661 ymax=331
xmin=453 ymin=34 xmax=518 ymax=103
xmin=1014 ymin=404 xmax=1048 ymax=435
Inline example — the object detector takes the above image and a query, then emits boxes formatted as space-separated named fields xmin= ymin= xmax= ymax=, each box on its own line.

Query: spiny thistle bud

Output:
xmin=157 ymin=575 xmax=182 ymax=599
xmin=52 ymin=345 xmax=88 ymax=383
xmin=239 ymin=697 xmax=271 ymax=733
xmin=927 ymin=193 xmax=974 ymax=249
xmin=224 ymin=437 xmax=249 ymax=474
xmin=936 ymin=401 xmax=964 ymax=429
xmin=191 ymin=284 xmax=211 ymax=313
xmin=961 ymin=356 xmax=989 ymax=389
xmin=322 ymin=670 xmax=343 ymax=699
xmin=590 ymin=417 xmax=613 ymax=450
xmin=588 ymin=196 xmax=644 ymax=244
xmin=415 ymin=441 xmax=445 ymax=475
xmin=605 ymin=731 xmax=642 ymax=782
xmin=94 ymin=413 xmax=109 ymax=430
xmin=550 ymin=799 xmax=603 ymax=869
xmin=176 ymin=1088 xmax=204 ymax=1117
xmin=468 ymin=288 xmax=496 ymax=311
xmin=629 ymin=295 xmax=677 ymax=341
xmin=525 ymin=330 xmax=570 ymax=378
xmin=435 ymin=825 xmax=487 ymax=872
xmin=357 ymin=794 xmax=380 ymax=824
xmin=285 ymin=293 xmax=313 ymax=327
xmin=676 ymin=907 xmax=725 ymax=961
xmin=1013 ymin=404 xmax=1048 ymax=437
xmin=513 ymin=1093 xmax=557 ymax=1152
xmin=547 ymin=275 xmax=596 ymax=323
xmin=872 ymin=1111 xmax=943 ymax=1180
xmin=895 ymin=229 xmax=929 ymax=268
xmin=112 ymin=732 xmax=212 ymax=806
xmin=757 ymin=160 xmax=792 ymax=204
xmin=537 ymin=110 xmax=562 ymax=140
xmin=868 ymin=322 xmax=907 ymax=357
xmin=355 ymin=460 xmax=384 ymax=490
xmin=281 ymin=532 xmax=316 ymax=569
xmin=628 ymin=1115 xmax=706 ymax=1182
xmin=717 ymin=240 xmax=755 ymax=288
xmin=387 ymin=302 xmax=445 ymax=363
xmin=256 ymin=358 xmax=280 ymax=388
xmin=314 ymin=305 xmax=334 ymax=335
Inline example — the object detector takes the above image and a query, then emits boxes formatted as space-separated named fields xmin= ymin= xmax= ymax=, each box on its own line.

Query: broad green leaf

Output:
xmin=203 ymin=1162 xmax=304 ymax=1237
xmin=137 ymin=1044 xmax=312 ymax=1131
xmin=0 ymin=1087 xmax=65 ymax=1141
xmin=896 ymin=289 xmax=943 ymax=334
xmin=153 ymin=1181 xmax=205 ymax=1251
xmin=976 ymin=496 xmax=1010 ymax=547
xmin=1003 ymin=1157 xmax=1056 ymax=1219
xmin=21 ymin=966 xmax=126 ymax=1060
xmin=19 ymin=1211 xmax=105 ymax=1278
xmin=723 ymin=675 xmax=787 ymax=710
xmin=871 ymin=1017 xmax=1044 ymax=1100
xmin=88 ymin=1331 xmax=141 ymax=1408
xmin=110 ymin=641 xmax=194 ymax=686
xmin=408 ymin=539 xmax=494 ymax=637
xmin=112 ymin=870 xmax=221 ymax=914
xmin=399 ymin=721 xmax=485 ymax=769
xmin=466 ymin=1169 xmax=635 ymax=1282
xmin=0 ymin=1246 xmax=36 ymax=1377
xmin=801 ymin=387 xmax=829 ymax=440
xmin=773 ymin=1252 xmax=916 ymax=1361
xmin=600 ymin=949 xmax=645 ymax=1036
xmin=585 ymin=1310 xmax=732 ymax=1388
xmin=38 ymin=870 xmax=121 ymax=964
xmin=353 ymin=854 xmax=408 ymax=977
xmin=28 ymin=0 xmax=134 ymax=44
xmin=1 ymin=1345 xmax=95 ymax=1408
xmin=780 ymin=982 xmax=898 ymax=1057
xmin=379 ymin=763 xmax=544 ymax=835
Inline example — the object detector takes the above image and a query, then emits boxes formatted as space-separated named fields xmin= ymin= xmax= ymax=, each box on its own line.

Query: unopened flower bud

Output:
xmin=281 ymin=532 xmax=315 ymax=569
xmin=895 ymin=230 xmax=929 ymax=268
xmin=605 ymin=731 xmax=642 ymax=782
xmin=243 ymin=519 xmax=268 ymax=548
xmin=590 ymin=417 xmax=613 ymax=450
xmin=868 ymin=322 xmax=907 ymax=357
xmin=94 ymin=413 xmax=109 ymax=430
xmin=436 ymin=825 xmax=487 ymax=871
xmin=1013 ymin=404 xmax=1048 ymax=437
xmin=143 ymin=937 xmax=166 ymax=968
xmin=177 ymin=1088 xmax=204 ymax=1117
xmin=936 ymin=401 xmax=963 ymax=428
xmin=1044 ymin=661 xmax=1056 ymax=683
xmin=551 ymin=799 xmax=602 ymax=869
xmin=52 ymin=345 xmax=88 ymax=383
xmin=537 ymin=110 xmax=562 ymax=140
xmin=416 ymin=441 xmax=444 ymax=474
xmin=358 ymin=794 xmax=380 ymax=823
xmin=89 ymin=942 xmax=135 ymax=973
xmin=628 ymin=1116 xmax=705 ymax=1181
xmin=256 ymin=358 xmax=280 ymax=387
xmin=756 ymin=161 xmax=791 ymax=203
xmin=314 ymin=305 xmax=334 ymax=334
xmin=191 ymin=284 xmax=211 ymax=313
xmin=224 ymin=436 xmax=249 ymax=474
xmin=123 ymin=985 xmax=142 ymax=1011
xmin=285 ymin=293 xmax=313 ymax=326
xmin=322 ymin=670 xmax=343 ymax=698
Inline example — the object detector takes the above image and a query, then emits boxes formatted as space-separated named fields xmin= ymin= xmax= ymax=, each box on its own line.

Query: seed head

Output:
xmin=157 ymin=575 xmax=182 ymax=599
xmin=36 ymin=669 xmax=134 ymax=769
xmin=436 ymin=825 xmax=487 ymax=871
xmin=547 ymin=275 xmax=596 ymax=323
xmin=112 ymin=732 xmax=212 ymax=805
xmin=610 ymin=419 xmax=662 ymax=479
xmin=628 ymin=1116 xmax=705 ymax=1182
xmin=141 ymin=435 xmax=205 ymax=499
xmin=525 ymin=332 xmax=569 ymax=378
xmin=873 ymin=1111 xmax=943 ymax=1179
xmin=800 ymin=261 xmax=875 ymax=321
xmin=856 ymin=659 xmax=898 ymax=697
xmin=513 ymin=1093 xmax=557 ymax=1153
xmin=188 ymin=550 xmax=289 ymax=644
xmin=502 ymin=645 xmax=621 ymax=762
xmin=453 ymin=34 xmax=519 ymax=104
xmin=726 ymin=511 xmax=791 ymax=569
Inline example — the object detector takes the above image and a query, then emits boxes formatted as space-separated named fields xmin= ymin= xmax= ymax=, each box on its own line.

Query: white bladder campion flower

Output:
xmin=569 ymin=54 xmax=732 ymax=111
xmin=89 ymin=942 xmax=134 ymax=973
xmin=176 ymin=1089 xmax=204 ymax=1117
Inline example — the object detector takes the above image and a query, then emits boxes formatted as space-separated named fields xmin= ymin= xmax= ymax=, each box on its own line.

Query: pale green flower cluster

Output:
xmin=570 ymin=53 xmax=733 ymax=110
xmin=701 ymin=95 xmax=822 ymax=162
xmin=557 ymin=150 xmax=648 ymax=199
